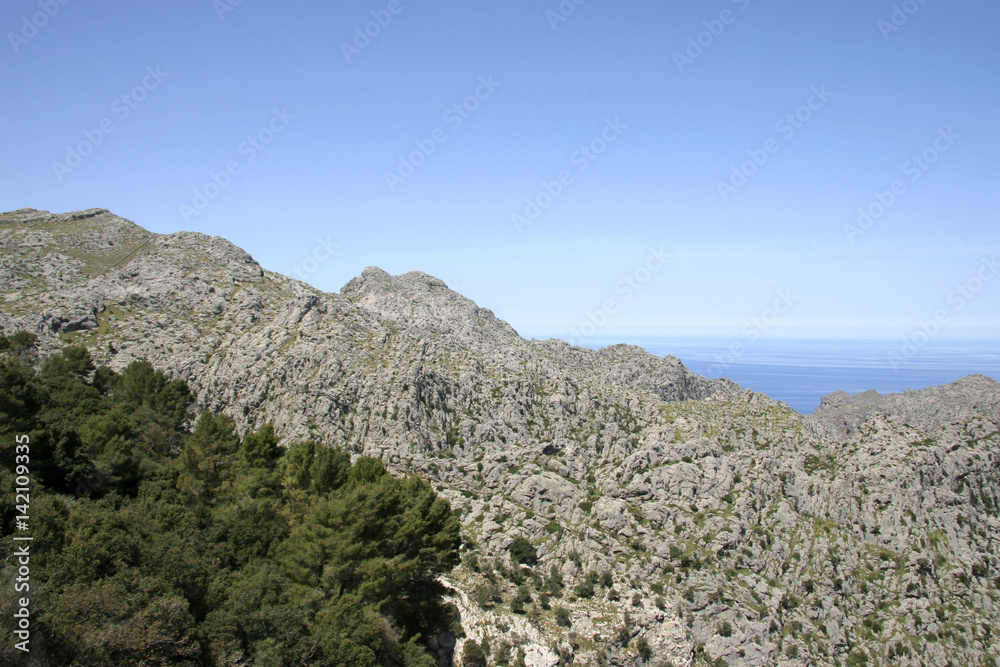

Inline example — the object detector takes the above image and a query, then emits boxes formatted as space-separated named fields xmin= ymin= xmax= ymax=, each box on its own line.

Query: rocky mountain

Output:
xmin=3 ymin=208 xmax=1000 ymax=667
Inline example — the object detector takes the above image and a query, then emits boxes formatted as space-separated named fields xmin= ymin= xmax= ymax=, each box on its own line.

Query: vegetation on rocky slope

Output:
xmin=3 ymin=209 xmax=1000 ymax=666
xmin=0 ymin=335 xmax=461 ymax=666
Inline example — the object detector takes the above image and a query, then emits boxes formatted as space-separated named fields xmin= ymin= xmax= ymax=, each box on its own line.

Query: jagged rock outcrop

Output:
xmin=808 ymin=375 xmax=1000 ymax=441
xmin=3 ymin=208 xmax=1000 ymax=667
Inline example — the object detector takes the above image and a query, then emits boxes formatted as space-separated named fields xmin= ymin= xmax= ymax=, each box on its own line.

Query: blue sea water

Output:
xmin=583 ymin=338 xmax=1000 ymax=414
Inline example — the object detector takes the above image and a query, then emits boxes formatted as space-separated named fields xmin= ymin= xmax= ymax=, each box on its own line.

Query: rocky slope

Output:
xmin=3 ymin=208 xmax=1000 ymax=667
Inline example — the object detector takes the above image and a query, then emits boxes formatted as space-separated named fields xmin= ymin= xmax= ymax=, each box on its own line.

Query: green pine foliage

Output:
xmin=0 ymin=337 xmax=461 ymax=666
xmin=508 ymin=536 xmax=538 ymax=566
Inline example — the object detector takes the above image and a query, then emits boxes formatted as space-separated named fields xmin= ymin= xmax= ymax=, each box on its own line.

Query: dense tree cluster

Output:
xmin=0 ymin=333 xmax=461 ymax=666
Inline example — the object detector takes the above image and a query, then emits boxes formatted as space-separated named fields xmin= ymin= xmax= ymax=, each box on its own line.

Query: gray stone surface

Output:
xmin=3 ymin=208 xmax=1000 ymax=666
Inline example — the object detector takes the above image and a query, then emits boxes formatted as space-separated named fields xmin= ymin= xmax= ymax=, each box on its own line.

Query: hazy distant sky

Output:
xmin=3 ymin=0 xmax=998 ymax=341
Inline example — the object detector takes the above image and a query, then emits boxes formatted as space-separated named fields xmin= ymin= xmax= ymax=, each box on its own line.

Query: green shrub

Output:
xmin=574 ymin=581 xmax=595 ymax=599
xmin=462 ymin=640 xmax=486 ymax=667
xmin=847 ymin=648 xmax=869 ymax=666
xmin=511 ymin=585 xmax=532 ymax=614
xmin=636 ymin=637 xmax=652 ymax=661
xmin=509 ymin=537 xmax=538 ymax=566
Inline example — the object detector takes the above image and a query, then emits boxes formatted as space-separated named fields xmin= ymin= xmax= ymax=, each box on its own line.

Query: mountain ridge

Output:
xmin=3 ymin=208 xmax=1000 ymax=667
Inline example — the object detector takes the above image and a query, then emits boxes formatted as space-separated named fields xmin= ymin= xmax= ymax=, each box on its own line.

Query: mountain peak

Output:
xmin=341 ymin=266 xmax=452 ymax=296
xmin=340 ymin=265 xmax=517 ymax=343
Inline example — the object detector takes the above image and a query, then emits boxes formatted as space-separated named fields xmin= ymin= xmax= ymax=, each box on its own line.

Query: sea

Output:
xmin=579 ymin=337 xmax=1000 ymax=415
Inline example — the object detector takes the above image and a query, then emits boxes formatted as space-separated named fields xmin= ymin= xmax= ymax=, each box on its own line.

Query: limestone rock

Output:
xmin=3 ymin=208 xmax=999 ymax=666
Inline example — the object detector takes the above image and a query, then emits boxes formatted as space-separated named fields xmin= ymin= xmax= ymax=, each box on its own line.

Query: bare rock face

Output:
xmin=3 ymin=208 xmax=1000 ymax=667
xmin=809 ymin=375 xmax=1000 ymax=441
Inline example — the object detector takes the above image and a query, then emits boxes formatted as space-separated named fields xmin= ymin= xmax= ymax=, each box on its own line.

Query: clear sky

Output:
xmin=2 ymin=0 xmax=998 ymax=343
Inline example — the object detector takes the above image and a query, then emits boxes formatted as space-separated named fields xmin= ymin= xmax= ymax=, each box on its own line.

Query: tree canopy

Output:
xmin=0 ymin=336 xmax=461 ymax=666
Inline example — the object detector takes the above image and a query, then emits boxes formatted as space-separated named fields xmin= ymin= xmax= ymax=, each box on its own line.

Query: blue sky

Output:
xmin=2 ymin=0 xmax=999 ymax=343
